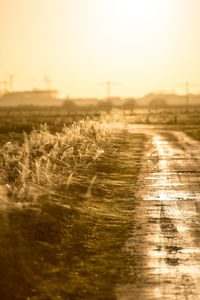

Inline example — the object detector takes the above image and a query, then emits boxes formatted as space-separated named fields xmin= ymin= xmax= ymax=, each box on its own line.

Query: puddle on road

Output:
xmin=116 ymin=129 xmax=200 ymax=300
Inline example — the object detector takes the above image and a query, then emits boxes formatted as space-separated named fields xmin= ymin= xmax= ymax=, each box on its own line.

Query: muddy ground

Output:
xmin=116 ymin=125 xmax=200 ymax=300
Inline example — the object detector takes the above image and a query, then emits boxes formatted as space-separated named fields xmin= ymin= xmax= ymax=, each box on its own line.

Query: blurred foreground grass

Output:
xmin=0 ymin=111 xmax=145 ymax=300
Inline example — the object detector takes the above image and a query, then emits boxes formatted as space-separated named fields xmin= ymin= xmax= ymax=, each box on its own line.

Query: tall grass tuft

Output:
xmin=0 ymin=110 xmax=124 ymax=204
xmin=0 ymin=110 xmax=146 ymax=300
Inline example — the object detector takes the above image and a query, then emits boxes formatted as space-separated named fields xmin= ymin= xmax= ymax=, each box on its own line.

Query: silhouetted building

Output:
xmin=137 ymin=92 xmax=200 ymax=106
xmin=0 ymin=89 xmax=63 ymax=106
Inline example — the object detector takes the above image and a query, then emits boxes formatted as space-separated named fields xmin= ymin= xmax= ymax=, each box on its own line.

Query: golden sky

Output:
xmin=1 ymin=0 xmax=200 ymax=98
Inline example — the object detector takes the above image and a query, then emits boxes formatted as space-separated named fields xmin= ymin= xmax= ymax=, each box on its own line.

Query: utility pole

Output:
xmin=177 ymin=81 xmax=200 ymax=107
xmin=107 ymin=81 xmax=111 ymax=99
xmin=186 ymin=81 xmax=189 ymax=106
xmin=0 ymin=80 xmax=8 ymax=93
xmin=43 ymin=75 xmax=51 ymax=90
xmin=97 ymin=81 xmax=120 ymax=100
xmin=7 ymin=73 xmax=15 ymax=91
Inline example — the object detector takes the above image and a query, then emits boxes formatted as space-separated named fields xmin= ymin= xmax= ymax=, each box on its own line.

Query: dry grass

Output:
xmin=0 ymin=112 xmax=123 ymax=204
xmin=0 ymin=110 xmax=147 ymax=300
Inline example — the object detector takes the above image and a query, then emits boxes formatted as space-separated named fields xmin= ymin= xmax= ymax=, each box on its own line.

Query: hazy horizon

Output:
xmin=1 ymin=0 xmax=200 ymax=98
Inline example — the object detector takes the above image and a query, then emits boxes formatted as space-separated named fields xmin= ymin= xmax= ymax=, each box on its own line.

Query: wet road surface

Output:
xmin=117 ymin=126 xmax=200 ymax=300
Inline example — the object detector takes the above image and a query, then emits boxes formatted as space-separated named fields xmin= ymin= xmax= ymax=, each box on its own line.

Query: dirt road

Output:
xmin=117 ymin=126 xmax=200 ymax=300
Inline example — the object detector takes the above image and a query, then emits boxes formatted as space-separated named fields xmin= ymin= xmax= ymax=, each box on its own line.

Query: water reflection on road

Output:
xmin=117 ymin=126 xmax=200 ymax=300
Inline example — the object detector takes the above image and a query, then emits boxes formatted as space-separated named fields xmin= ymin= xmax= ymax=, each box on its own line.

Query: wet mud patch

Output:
xmin=117 ymin=126 xmax=200 ymax=300
xmin=157 ymin=131 xmax=185 ymax=151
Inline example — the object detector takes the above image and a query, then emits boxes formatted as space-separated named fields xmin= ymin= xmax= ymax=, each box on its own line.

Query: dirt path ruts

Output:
xmin=116 ymin=126 xmax=200 ymax=300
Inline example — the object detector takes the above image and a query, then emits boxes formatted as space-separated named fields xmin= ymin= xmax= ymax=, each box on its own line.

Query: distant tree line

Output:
xmin=62 ymin=98 xmax=136 ymax=111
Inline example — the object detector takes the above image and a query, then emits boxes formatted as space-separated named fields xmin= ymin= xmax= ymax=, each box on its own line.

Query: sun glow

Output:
xmin=1 ymin=0 xmax=200 ymax=97
xmin=98 ymin=0 xmax=171 ymax=40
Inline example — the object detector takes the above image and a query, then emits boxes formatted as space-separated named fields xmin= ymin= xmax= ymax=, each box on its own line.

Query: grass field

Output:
xmin=0 ymin=107 xmax=101 ymax=146
xmin=0 ymin=106 xmax=200 ymax=299
xmin=128 ymin=106 xmax=200 ymax=141
xmin=0 ymin=108 xmax=145 ymax=299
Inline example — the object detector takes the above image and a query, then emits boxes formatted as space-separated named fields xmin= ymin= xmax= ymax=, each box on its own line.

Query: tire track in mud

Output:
xmin=116 ymin=126 xmax=200 ymax=300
